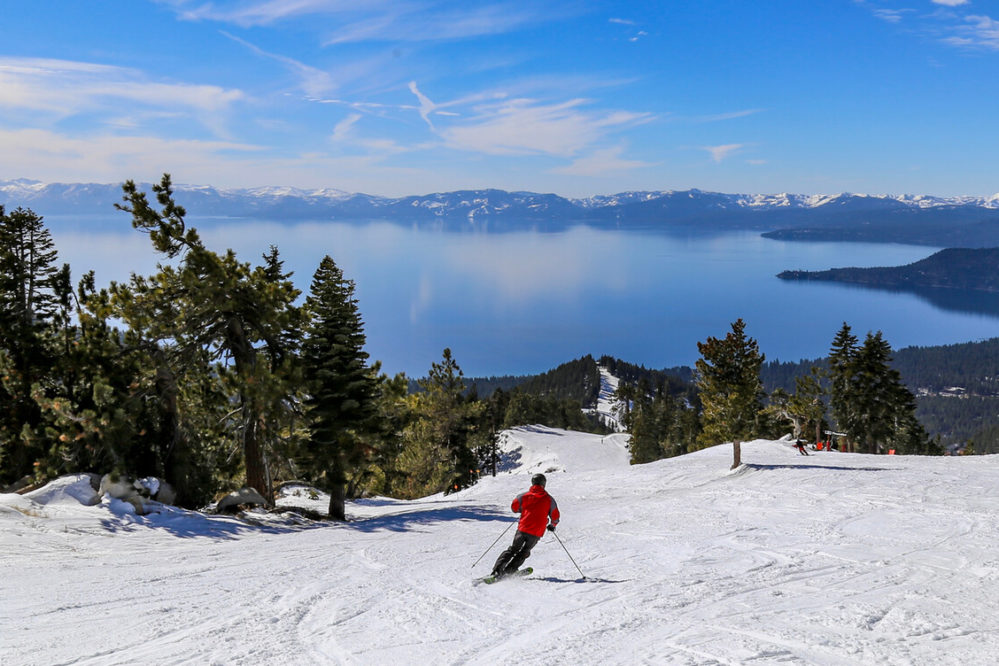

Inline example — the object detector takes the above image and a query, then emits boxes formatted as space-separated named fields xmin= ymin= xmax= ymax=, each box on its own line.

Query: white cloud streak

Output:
xmin=693 ymin=109 xmax=764 ymax=123
xmin=322 ymin=4 xmax=549 ymax=45
xmin=164 ymin=0 xmax=372 ymax=27
xmin=0 ymin=58 xmax=244 ymax=130
xmin=331 ymin=113 xmax=362 ymax=141
xmin=441 ymin=98 xmax=653 ymax=157
xmin=550 ymin=146 xmax=653 ymax=176
xmin=0 ymin=128 xmax=261 ymax=185
xmin=220 ymin=31 xmax=335 ymax=97
xmin=703 ymin=144 xmax=745 ymax=163
xmin=165 ymin=0 xmax=555 ymax=44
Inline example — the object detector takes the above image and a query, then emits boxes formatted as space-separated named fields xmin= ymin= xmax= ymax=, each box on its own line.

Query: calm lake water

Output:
xmin=48 ymin=217 xmax=999 ymax=377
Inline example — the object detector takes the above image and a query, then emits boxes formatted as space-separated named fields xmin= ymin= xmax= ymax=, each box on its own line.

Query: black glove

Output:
xmin=546 ymin=524 xmax=556 ymax=532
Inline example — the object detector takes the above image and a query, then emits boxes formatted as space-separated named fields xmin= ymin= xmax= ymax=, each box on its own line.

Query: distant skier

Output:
xmin=490 ymin=473 xmax=560 ymax=580
xmin=795 ymin=439 xmax=810 ymax=456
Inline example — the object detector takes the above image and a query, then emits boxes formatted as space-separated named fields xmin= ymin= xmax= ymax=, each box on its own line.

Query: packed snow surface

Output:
xmin=4 ymin=428 xmax=999 ymax=665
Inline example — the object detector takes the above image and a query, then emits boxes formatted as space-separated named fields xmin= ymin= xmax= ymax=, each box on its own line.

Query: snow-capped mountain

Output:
xmin=4 ymin=178 xmax=998 ymax=218
xmin=5 ymin=179 xmax=999 ymax=244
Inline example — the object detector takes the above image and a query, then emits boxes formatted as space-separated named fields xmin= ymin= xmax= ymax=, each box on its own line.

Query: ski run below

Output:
xmin=5 ymin=426 xmax=999 ymax=665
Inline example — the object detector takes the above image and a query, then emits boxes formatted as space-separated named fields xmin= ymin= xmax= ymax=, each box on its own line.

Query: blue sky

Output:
xmin=1 ymin=0 xmax=998 ymax=197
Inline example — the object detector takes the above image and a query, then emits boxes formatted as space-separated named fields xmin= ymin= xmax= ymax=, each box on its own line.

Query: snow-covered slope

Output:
xmin=4 ymin=432 xmax=999 ymax=664
xmin=584 ymin=365 xmax=627 ymax=432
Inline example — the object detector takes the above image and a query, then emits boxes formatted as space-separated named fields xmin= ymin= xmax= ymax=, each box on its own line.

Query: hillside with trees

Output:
xmin=778 ymin=248 xmax=999 ymax=292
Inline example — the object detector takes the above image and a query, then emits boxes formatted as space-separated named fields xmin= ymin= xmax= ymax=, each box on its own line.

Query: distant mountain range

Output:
xmin=4 ymin=178 xmax=999 ymax=245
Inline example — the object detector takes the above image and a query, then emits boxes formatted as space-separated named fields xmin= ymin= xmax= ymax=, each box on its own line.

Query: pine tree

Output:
xmin=397 ymin=349 xmax=483 ymax=498
xmin=827 ymin=325 xmax=935 ymax=455
xmin=301 ymin=256 xmax=379 ymax=520
xmin=626 ymin=379 xmax=661 ymax=464
xmin=850 ymin=332 xmax=933 ymax=454
xmin=827 ymin=323 xmax=859 ymax=451
xmin=0 ymin=206 xmax=64 ymax=484
xmin=115 ymin=174 xmax=302 ymax=502
xmin=695 ymin=318 xmax=765 ymax=469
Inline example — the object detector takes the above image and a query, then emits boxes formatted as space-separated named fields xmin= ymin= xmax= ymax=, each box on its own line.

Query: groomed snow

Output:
xmin=4 ymin=428 xmax=999 ymax=665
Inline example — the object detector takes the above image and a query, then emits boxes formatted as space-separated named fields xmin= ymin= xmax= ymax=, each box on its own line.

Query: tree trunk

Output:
xmin=731 ymin=440 xmax=742 ymax=469
xmin=243 ymin=413 xmax=271 ymax=504
xmin=226 ymin=318 xmax=271 ymax=504
xmin=327 ymin=457 xmax=347 ymax=521
xmin=328 ymin=482 xmax=346 ymax=521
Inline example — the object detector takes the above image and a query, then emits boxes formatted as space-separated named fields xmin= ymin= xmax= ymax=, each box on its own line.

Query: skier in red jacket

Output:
xmin=490 ymin=473 xmax=560 ymax=579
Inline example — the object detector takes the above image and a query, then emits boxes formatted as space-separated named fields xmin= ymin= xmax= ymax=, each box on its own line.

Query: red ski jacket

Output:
xmin=512 ymin=484 xmax=560 ymax=537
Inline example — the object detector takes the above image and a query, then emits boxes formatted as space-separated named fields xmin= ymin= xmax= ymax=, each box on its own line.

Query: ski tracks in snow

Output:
xmin=9 ymin=436 xmax=999 ymax=664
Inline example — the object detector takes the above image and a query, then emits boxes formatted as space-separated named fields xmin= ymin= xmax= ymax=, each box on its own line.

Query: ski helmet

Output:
xmin=531 ymin=473 xmax=546 ymax=487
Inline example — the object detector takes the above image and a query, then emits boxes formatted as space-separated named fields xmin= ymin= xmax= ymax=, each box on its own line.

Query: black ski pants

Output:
xmin=492 ymin=530 xmax=540 ymax=575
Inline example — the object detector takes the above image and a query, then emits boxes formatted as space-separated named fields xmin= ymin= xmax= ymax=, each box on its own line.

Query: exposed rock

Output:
xmin=216 ymin=487 xmax=269 ymax=513
xmin=98 ymin=474 xmax=173 ymax=515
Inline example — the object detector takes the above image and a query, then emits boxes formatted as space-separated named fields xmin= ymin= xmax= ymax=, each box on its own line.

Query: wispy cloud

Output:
xmin=0 ymin=128 xmax=261 ymax=185
xmin=609 ymin=16 xmax=647 ymax=42
xmin=0 ymin=57 xmax=244 ymax=132
xmin=162 ymin=0 xmax=373 ymax=27
xmin=220 ymin=31 xmax=334 ymax=96
xmin=322 ymin=4 xmax=552 ymax=45
xmin=944 ymin=14 xmax=999 ymax=49
xmin=860 ymin=1 xmax=999 ymax=51
xmin=0 ymin=126 xmax=434 ymax=193
xmin=331 ymin=113 xmax=362 ymax=141
xmin=703 ymin=144 xmax=745 ymax=163
xmin=872 ymin=8 xmax=910 ymax=23
xmin=163 ymin=1 xmax=561 ymax=45
xmin=550 ymin=146 xmax=654 ymax=176
xmin=441 ymin=98 xmax=653 ymax=157
xmin=693 ymin=109 xmax=764 ymax=123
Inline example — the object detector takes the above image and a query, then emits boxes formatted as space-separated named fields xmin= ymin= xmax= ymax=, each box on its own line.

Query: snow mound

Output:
xmin=23 ymin=473 xmax=100 ymax=507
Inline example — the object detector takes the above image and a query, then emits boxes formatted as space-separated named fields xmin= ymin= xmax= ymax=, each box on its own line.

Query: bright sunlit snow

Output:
xmin=4 ymin=427 xmax=999 ymax=664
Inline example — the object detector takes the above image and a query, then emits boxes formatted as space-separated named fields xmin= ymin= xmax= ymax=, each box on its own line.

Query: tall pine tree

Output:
xmin=301 ymin=256 xmax=379 ymax=520
xmin=695 ymin=318 xmax=765 ymax=469
xmin=827 ymin=323 xmax=859 ymax=451
xmin=0 ymin=206 xmax=65 ymax=484
xmin=828 ymin=324 xmax=936 ymax=455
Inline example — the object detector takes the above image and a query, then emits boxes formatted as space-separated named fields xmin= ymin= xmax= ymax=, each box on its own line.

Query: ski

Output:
xmin=478 ymin=567 xmax=533 ymax=585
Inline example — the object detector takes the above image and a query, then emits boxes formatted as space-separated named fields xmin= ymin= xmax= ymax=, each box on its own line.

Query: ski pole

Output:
xmin=471 ymin=521 xmax=515 ymax=569
xmin=551 ymin=529 xmax=587 ymax=580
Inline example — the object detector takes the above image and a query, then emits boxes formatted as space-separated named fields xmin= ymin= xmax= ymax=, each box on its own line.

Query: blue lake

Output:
xmin=48 ymin=217 xmax=999 ymax=377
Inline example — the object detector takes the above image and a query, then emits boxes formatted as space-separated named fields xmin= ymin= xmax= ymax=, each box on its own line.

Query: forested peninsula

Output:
xmin=777 ymin=248 xmax=999 ymax=292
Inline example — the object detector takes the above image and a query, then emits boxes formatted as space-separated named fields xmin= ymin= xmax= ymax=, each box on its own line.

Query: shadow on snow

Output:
xmin=745 ymin=463 xmax=899 ymax=473
xmin=531 ymin=576 xmax=630 ymax=584
xmin=344 ymin=504 xmax=510 ymax=533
